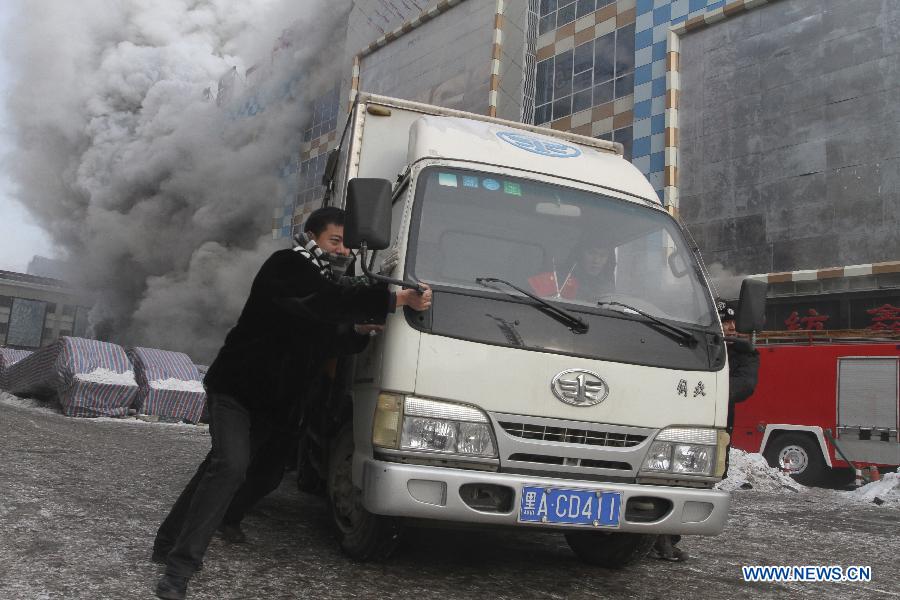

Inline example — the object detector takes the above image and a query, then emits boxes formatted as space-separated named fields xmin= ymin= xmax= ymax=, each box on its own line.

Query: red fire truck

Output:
xmin=732 ymin=334 xmax=900 ymax=484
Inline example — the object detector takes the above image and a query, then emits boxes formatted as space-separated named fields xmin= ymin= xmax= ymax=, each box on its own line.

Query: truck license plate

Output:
xmin=518 ymin=486 xmax=621 ymax=527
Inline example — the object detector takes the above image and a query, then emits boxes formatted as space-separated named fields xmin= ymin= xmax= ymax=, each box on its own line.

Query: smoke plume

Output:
xmin=3 ymin=0 xmax=350 ymax=362
xmin=706 ymin=262 xmax=748 ymax=301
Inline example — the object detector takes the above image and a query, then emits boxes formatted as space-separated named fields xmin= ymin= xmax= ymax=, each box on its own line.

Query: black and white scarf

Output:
xmin=292 ymin=233 xmax=333 ymax=279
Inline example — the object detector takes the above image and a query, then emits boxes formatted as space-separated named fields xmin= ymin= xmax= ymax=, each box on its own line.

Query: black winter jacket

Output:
xmin=726 ymin=337 xmax=760 ymax=429
xmin=204 ymin=249 xmax=391 ymax=420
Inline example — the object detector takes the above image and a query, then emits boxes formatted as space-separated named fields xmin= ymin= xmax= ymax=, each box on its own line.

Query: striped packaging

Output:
xmin=128 ymin=346 xmax=206 ymax=424
xmin=4 ymin=337 xmax=139 ymax=417
xmin=0 ymin=347 xmax=34 ymax=390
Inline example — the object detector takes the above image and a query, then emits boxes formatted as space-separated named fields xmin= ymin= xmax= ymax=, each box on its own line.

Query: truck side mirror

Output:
xmin=735 ymin=278 xmax=767 ymax=333
xmin=345 ymin=178 xmax=392 ymax=250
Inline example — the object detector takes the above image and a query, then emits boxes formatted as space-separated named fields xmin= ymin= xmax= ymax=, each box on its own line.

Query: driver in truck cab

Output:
xmin=528 ymin=238 xmax=616 ymax=301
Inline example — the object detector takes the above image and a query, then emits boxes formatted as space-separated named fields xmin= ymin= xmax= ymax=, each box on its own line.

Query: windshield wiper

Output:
xmin=476 ymin=277 xmax=589 ymax=334
xmin=597 ymin=301 xmax=697 ymax=346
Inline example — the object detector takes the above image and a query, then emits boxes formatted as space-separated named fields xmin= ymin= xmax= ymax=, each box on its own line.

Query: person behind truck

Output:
xmin=152 ymin=207 xmax=432 ymax=600
xmin=652 ymin=301 xmax=760 ymax=563
xmin=720 ymin=300 xmax=760 ymax=470
xmin=529 ymin=238 xmax=616 ymax=302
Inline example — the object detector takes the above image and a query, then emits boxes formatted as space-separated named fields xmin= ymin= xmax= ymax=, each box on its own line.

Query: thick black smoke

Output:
xmin=3 ymin=0 xmax=349 ymax=362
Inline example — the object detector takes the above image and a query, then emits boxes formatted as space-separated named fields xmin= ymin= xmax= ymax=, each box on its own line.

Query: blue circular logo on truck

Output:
xmin=496 ymin=131 xmax=582 ymax=158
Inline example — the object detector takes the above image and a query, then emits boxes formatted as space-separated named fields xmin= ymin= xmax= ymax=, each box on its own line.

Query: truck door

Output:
xmin=836 ymin=357 xmax=900 ymax=465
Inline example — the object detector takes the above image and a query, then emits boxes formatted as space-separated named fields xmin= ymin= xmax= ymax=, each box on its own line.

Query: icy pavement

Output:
xmin=1 ymin=394 xmax=898 ymax=599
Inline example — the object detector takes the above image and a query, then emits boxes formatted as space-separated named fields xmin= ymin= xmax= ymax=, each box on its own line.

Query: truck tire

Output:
xmin=296 ymin=431 xmax=324 ymax=495
xmin=763 ymin=432 xmax=825 ymax=485
xmin=328 ymin=425 xmax=400 ymax=561
xmin=564 ymin=531 xmax=655 ymax=568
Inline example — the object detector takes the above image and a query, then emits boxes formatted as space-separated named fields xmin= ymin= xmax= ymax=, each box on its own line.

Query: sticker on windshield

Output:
xmin=496 ymin=131 xmax=582 ymax=158
xmin=503 ymin=181 xmax=522 ymax=196
xmin=462 ymin=175 xmax=479 ymax=188
xmin=438 ymin=173 xmax=458 ymax=187
xmin=482 ymin=178 xmax=501 ymax=191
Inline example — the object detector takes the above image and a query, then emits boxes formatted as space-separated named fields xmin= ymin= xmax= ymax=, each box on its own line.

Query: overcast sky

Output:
xmin=0 ymin=0 xmax=54 ymax=273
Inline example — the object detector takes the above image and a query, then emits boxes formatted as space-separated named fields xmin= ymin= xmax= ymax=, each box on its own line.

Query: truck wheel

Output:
xmin=296 ymin=431 xmax=324 ymax=495
xmin=328 ymin=425 xmax=400 ymax=561
xmin=564 ymin=531 xmax=655 ymax=568
xmin=763 ymin=433 xmax=825 ymax=485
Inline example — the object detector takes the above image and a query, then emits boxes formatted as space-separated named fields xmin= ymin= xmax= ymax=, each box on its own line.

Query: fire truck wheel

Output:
xmin=764 ymin=433 xmax=825 ymax=485
xmin=328 ymin=425 xmax=401 ymax=561
xmin=564 ymin=531 xmax=656 ymax=568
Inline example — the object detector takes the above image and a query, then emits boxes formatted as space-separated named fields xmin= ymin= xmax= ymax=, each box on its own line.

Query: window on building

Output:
xmin=576 ymin=0 xmax=596 ymax=18
xmin=613 ymin=126 xmax=633 ymax=161
xmin=534 ymin=21 xmax=636 ymax=126
xmin=73 ymin=306 xmax=90 ymax=338
xmin=6 ymin=298 xmax=47 ymax=348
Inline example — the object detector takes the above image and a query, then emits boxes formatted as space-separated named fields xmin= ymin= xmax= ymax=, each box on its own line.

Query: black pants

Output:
xmin=153 ymin=393 xmax=280 ymax=577
xmin=221 ymin=431 xmax=294 ymax=526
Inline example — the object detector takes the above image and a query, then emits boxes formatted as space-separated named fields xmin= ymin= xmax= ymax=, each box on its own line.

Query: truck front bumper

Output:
xmin=362 ymin=459 xmax=730 ymax=535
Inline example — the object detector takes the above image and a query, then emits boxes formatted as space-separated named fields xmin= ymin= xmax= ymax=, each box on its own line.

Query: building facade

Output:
xmin=277 ymin=0 xmax=899 ymax=280
xmin=0 ymin=270 xmax=91 ymax=349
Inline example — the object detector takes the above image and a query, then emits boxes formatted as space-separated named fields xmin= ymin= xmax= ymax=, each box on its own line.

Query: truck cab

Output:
xmin=309 ymin=94 xmax=747 ymax=567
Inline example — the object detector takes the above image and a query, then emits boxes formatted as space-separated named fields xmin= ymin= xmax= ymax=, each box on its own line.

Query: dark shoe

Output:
xmin=652 ymin=535 xmax=688 ymax=562
xmin=653 ymin=534 xmax=674 ymax=560
xmin=218 ymin=522 xmax=247 ymax=544
xmin=672 ymin=546 xmax=689 ymax=562
xmin=155 ymin=574 xmax=189 ymax=600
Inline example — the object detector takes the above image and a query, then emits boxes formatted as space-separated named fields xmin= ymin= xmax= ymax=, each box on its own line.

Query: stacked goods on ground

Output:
xmin=127 ymin=346 xmax=206 ymax=423
xmin=2 ymin=337 xmax=138 ymax=417
xmin=1 ymin=337 xmax=208 ymax=421
xmin=0 ymin=347 xmax=33 ymax=389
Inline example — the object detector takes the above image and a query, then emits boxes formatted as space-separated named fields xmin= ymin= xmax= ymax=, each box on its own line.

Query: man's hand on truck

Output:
xmin=397 ymin=284 xmax=432 ymax=311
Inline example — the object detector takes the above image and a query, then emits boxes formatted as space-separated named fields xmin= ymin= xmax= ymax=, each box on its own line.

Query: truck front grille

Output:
xmin=508 ymin=453 xmax=632 ymax=471
xmin=499 ymin=421 xmax=647 ymax=448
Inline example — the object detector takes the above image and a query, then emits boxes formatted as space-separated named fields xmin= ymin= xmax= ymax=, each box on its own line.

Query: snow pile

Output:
xmin=74 ymin=368 xmax=137 ymax=386
xmin=716 ymin=448 xmax=805 ymax=493
xmin=847 ymin=471 xmax=900 ymax=507
xmin=148 ymin=378 xmax=205 ymax=392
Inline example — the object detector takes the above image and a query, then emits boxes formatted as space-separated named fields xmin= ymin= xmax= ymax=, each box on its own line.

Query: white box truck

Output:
xmin=304 ymin=93 xmax=764 ymax=567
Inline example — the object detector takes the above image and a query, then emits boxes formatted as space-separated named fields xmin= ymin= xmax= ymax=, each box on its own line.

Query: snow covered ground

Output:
xmin=0 ymin=391 xmax=206 ymax=428
xmin=1 ymin=392 xmax=898 ymax=599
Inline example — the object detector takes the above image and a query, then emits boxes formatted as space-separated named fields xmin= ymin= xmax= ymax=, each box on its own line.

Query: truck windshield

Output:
xmin=408 ymin=166 xmax=715 ymax=327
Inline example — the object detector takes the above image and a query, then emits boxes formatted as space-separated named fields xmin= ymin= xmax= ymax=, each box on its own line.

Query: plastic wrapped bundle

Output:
xmin=3 ymin=337 xmax=138 ymax=417
xmin=128 ymin=347 xmax=206 ymax=423
xmin=0 ymin=348 xmax=34 ymax=389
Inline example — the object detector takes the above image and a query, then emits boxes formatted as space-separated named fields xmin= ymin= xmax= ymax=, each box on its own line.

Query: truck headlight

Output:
xmin=641 ymin=428 xmax=722 ymax=477
xmin=373 ymin=394 xmax=497 ymax=458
